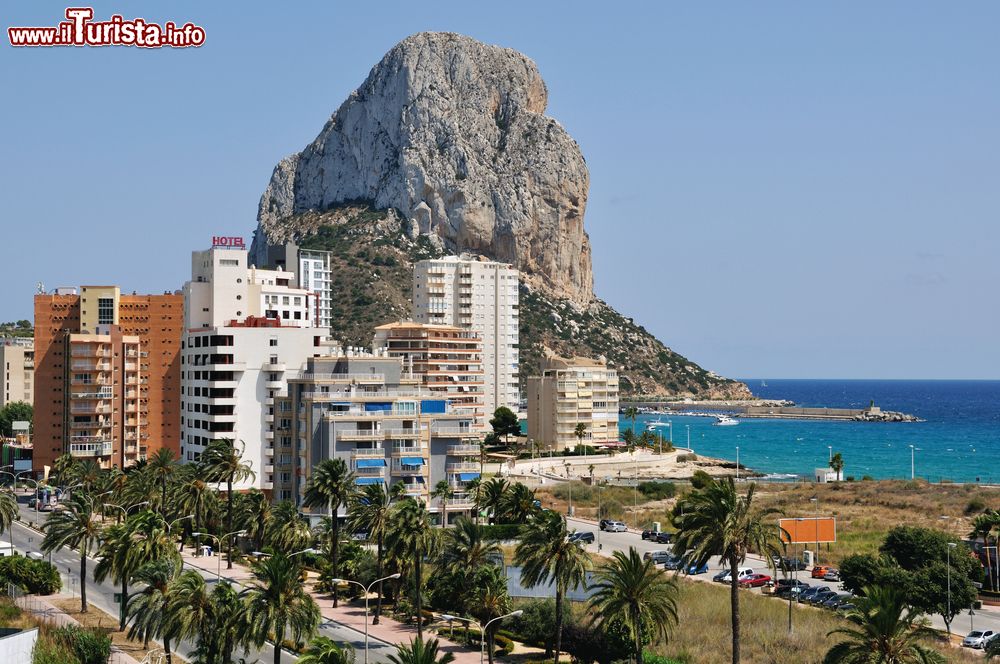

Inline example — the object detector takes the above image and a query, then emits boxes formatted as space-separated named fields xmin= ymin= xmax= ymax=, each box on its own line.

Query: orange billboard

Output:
xmin=779 ymin=517 xmax=836 ymax=544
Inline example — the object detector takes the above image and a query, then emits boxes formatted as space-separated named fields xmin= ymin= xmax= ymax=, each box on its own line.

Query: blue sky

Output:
xmin=3 ymin=2 xmax=998 ymax=379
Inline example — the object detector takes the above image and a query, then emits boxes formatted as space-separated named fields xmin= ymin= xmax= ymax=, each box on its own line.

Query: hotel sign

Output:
xmin=212 ymin=236 xmax=245 ymax=249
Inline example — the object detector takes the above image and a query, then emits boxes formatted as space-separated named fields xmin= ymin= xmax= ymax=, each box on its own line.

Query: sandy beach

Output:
xmin=494 ymin=448 xmax=742 ymax=484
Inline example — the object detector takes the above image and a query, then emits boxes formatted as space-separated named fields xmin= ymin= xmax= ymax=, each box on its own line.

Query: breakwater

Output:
xmin=627 ymin=401 xmax=922 ymax=422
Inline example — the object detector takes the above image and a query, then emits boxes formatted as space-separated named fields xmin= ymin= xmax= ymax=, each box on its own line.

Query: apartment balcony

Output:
xmin=390 ymin=446 xmax=426 ymax=458
xmin=355 ymin=465 xmax=387 ymax=477
xmin=264 ymin=361 xmax=286 ymax=372
xmin=264 ymin=446 xmax=274 ymax=457
xmin=446 ymin=462 xmax=480 ymax=473
xmin=337 ymin=430 xmax=383 ymax=441
xmin=71 ymin=361 xmax=111 ymax=371
xmin=264 ymin=430 xmax=274 ymax=440
xmin=385 ymin=428 xmax=419 ymax=439
xmin=449 ymin=494 xmax=475 ymax=509
xmin=432 ymin=428 xmax=479 ymax=439
xmin=70 ymin=378 xmax=107 ymax=386
xmin=70 ymin=403 xmax=109 ymax=414
xmin=264 ymin=464 xmax=274 ymax=474
xmin=264 ymin=413 xmax=274 ymax=423
xmin=69 ymin=440 xmax=113 ymax=457
xmin=352 ymin=448 xmax=385 ymax=459
xmin=71 ymin=389 xmax=113 ymax=399
xmin=71 ymin=348 xmax=110 ymax=358
xmin=70 ymin=420 xmax=110 ymax=430
xmin=263 ymin=481 xmax=274 ymax=490
xmin=446 ymin=444 xmax=481 ymax=456
xmin=265 ymin=379 xmax=285 ymax=389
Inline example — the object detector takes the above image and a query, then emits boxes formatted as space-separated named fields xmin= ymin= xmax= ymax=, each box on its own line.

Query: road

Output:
xmin=12 ymin=498 xmax=397 ymax=664
xmin=566 ymin=516 xmax=1000 ymax=648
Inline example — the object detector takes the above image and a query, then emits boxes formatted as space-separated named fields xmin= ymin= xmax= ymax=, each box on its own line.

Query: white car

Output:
xmin=962 ymin=630 xmax=996 ymax=649
xmin=715 ymin=567 xmax=755 ymax=583
xmin=604 ymin=521 xmax=627 ymax=533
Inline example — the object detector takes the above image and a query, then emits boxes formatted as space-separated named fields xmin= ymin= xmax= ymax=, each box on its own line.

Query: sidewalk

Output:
xmin=179 ymin=549 xmax=481 ymax=663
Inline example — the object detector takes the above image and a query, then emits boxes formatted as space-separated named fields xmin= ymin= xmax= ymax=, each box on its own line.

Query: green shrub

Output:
xmin=675 ymin=453 xmax=697 ymax=463
xmin=31 ymin=635 xmax=78 ymax=664
xmin=493 ymin=633 xmax=515 ymax=656
xmin=478 ymin=524 xmax=523 ymax=540
xmin=52 ymin=625 xmax=111 ymax=664
xmin=965 ymin=496 xmax=988 ymax=515
xmin=0 ymin=556 xmax=61 ymax=595
xmin=638 ymin=481 xmax=676 ymax=500
xmin=644 ymin=654 xmax=686 ymax=664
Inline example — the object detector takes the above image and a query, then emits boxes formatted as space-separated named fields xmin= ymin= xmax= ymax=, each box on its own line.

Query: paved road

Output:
xmin=12 ymin=499 xmax=396 ymax=663
xmin=566 ymin=516 xmax=1000 ymax=649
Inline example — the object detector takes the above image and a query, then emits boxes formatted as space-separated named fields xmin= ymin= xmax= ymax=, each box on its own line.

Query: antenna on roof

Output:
xmin=36 ymin=281 xmax=46 ymax=295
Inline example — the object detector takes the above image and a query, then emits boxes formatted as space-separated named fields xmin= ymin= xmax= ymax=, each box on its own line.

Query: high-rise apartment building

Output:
xmin=181 ymin=244 xmax=328 ymax=492
xmin=277 ymin=353 xmax=481 ymax=519
xmin=526 ymin=354 xmax=619 ymax=451
xmin=373 ymin=321 xmax=486 ymax=429
xmin=0 ymin=340 xmax=34 ymax=407
xmin=297 ymin=249 xmax=334 ymax=330
xmin=412 ymin=256 xmax=519 ymax=416
xmin=33 ymin=286 xmax=183 ymax=472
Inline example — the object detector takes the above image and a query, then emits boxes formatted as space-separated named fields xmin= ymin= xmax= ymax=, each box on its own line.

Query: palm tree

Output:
xmin=481 ymin=477 xmax=510 ymax=525
xmin=387 ymin=637 xmax=456 ymax=664
xmin=466 ymin=477 xmax=484 ymax=525
xmin=471 ymin=565 xmax=511 ymax=664
xmin=348 ymin=482 xmax=395 ymax=624
xmin=236 ymin=488 xmax=272 ymax=553
xmin=302 ymin=458 xmax=355 ymax=607
xmin=624 ymin=406 xmax=639 ymax=435
xmin=241 ymin=551 xmax=321 ymax=664
xmin=126 ymin=559 xmax=179 ymax=662
xmin=499 ymin=482 xmax=539 ymax=524
xmin=50 ymin=453 xmax=78 ymax=486
xmin=514 ymin=511 xmax=590 ymax=664
xmin=0 ymin=489 xmax=18 ymax=544
xmin=266 ymin=500 xmax=313 ymax=553
xmin=202 ymin=438 xmax=256 ymax=569
xmin=830 ymin=452 xmax=845 ymax=481
xmin=823 ymin=585 xmax=946 ymax=664
xmin=147 ymin=447 xmax=177 ymax=515
xmin=589 ymin=548 xmax=679 ymax=664
xmin=573 ymin=423 xmax=587 ymax=453
xmin=431 ymin=480 xmax=453 ymax=529
xmin=386 ymin=499 xmax=436 ymax=639
xmin=41 ymin=494 xmax=102 ymax=612
xmin=672 ymin=478 xmax=784 ymax=664
xmin=969 ymin=510 xmax=1000 ymax=592
xmin=299 ymin=636 xmax=356 ymax=664
xmin=167 ymin=572 xmax=244 ymax=664
xmin=68 ymin=458 xmax=103 ymax=495
xmin=620 ymin=429 xmax=637 ymax=455
xmin=440 ymin=517 xmax=502 ymax=573
xmin=171 ymin=467 xmax=217 ymax=552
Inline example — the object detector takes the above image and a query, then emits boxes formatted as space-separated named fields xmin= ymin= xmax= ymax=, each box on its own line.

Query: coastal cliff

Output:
xmin=251 ymin=33 xmax=751 ymax=399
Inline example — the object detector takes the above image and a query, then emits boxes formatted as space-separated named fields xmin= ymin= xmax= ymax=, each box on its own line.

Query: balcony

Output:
xmin=446 ymin=444 xmax=480 ymax=456
xmin=71 ymin=361 xmax=111 ymax=371
xmin=71 ymin=389 xmax=113 ymax=399
xmin=71 ymin=378 xmax=107 ymax=386
xmin=390 ymin=446 xmax=426 ymax=457
xmin=264 ymin=361 xmax=286 ymax=372
xmin=351 ymin=448 xmax=385 ymax=459
xmin=70 ymin=420 xmax=110 ymax=430
xmin=432 ymin=428 xmax=479 ymax=439
xmin=446 ymin=462 xmax=479 ymax=473
xmin=71 ymin=348 xmax=110 ymax=358
xmin=385 ymin=428 xmax=419 ymax=439
xmin=264 ymin=464 xmax=274 ymax=474
xmin=337 ymin=430 xmax=383 ymax=441
xmin=69 ymin=440 xmax=113 ymax=457
xmin=71 ymin=404 xmax=109 ymax=414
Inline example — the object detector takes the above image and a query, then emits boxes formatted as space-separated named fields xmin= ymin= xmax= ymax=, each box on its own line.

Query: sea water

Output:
xmin=622 ymin=379 xmax=1000 ymax=483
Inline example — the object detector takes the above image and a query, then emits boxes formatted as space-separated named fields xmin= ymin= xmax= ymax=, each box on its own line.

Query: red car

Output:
xmin=738 ymin=574 xmax=772 ymax=588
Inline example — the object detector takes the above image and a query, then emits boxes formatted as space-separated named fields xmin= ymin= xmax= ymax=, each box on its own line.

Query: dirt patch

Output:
xmin=51 ymin=597 xmax=161 ymax=662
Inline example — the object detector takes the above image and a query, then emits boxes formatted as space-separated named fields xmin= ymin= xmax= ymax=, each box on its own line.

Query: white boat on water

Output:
xmin=645 ymin=419 xmax=669 ymax=431
xmin=714 ymin=415 xmax=739 ymax=426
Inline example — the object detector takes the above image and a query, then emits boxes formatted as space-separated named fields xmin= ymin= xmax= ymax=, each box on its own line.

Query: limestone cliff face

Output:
xmin=256 ymin=31 xmax=593 ymax=302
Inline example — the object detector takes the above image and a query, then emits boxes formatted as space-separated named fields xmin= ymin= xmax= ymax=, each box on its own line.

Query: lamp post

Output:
xmin=192 ymin=530 xmax=246 ymax=581
xmin=334 ymin=574 xmax=401 ymax=664
xmin=442 ymin=610 xmax=524 ymax=664
xmin=828 ymin=446 xmax=832 ymax=463
xmin=909 ymin=444 xmax=915 ymax=480
xmin=947 ymin=542 xmax=956 ymax=634
xmin=667 ymin=421 xmax=672 ymax=450
xmin=736 ymin=446 xmax=740 ymax=481
xmin=686 ymin=425 xmax=691 ymax=452
xmin=166 ymin=514 xmax=195 ymax=533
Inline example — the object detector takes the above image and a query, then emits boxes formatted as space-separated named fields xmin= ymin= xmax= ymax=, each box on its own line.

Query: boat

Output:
xmin=760 ymin=380 xmax=768 ymax=387
xmin=713 ymin=415 xmax=739 ymax=426
xmin=645 ymin=419 xmax=668 ymax=431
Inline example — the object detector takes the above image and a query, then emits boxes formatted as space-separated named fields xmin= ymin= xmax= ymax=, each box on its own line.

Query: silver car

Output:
xmin=962 ymin=630 xmax=996 ymax=649
xmin=605 ymin=521 xmax=627 ymax=533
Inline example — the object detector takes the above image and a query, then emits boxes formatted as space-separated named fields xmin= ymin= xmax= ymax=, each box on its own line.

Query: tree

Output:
xmin=574 ymin=423 xmax=587 ymax=453
xmin=490 ymin=407 xmax=521 ymax=447
xmin=439 ymin=517 xmax=502 ymax=573
xmin=588 ymin=548 xmax=678 ymax=664
xmin=241 ymin=552 xmax=321 ymax=664
xmin=387 ymin=637 xmax=456 ymax=664
xmin=266 ymin=501 xmax=313 ymax=553
xmin=830 ymin=452 xmax=844 ymax=481
xmin=235 ymin=488 xmax=271 ymax=553
xmin=0 ymin=490 xmax=18 ymax=543
xmin=619 ymin=429 xmax=636 ymax=455
xmin=202 ymin=439 xmax=256 ymax=569
xmin=41 ymin=494 xmax=102 ymax=613
xmin=126 ymin=560 xmax=179 ymax=662
xmin=969 ymin=510 xmax=1000 ymax=592
xmin=470 ymin=565 xmax=511 ymax=664
xmin=623 ymin=406 xmax=639 ymax=435
xmin=0 ymin=401 xmax=32 ymax=437
xmin=467 ymin=477 xmax=485 ymax=525
xmin=823 ymin=585 xmax=946 ymax=664
xmin=386 ymin=499 xmax=436 ymax=639
xmin=481 ymin=477 xmax=510 ymax=525
xmin=147 ymin=447 xmax=177 ymax=515
xmin=431 ymin=480 xmax=453 ymax=529
xmin=514 ymin=511 xmax=590 ymax=664
xmin=348 ymin=482 xmax=395 ymax=624
xmin=167 ymin=572 xmax=244 ymax=664
xmin=499 ymin=482 xmax=539 ymax=524
xmin=671 ymin=478 xmax=783 ymax=664
xmin=171 ymin=466 xmax=218 ymax=551
xmin=302 ymin=458 xmax=355 ymax=606
xmin=299 ymin=636 xmax=356 ymax=664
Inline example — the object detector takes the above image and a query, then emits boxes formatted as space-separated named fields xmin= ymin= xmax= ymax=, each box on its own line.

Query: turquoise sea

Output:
xmin=621 ymin=379 xmax=1000 ymax=484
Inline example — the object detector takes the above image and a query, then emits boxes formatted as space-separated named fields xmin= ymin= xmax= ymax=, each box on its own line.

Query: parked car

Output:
xmin=780 ymin=557 xmax=808 ymax=571
xmin=823 ymin=569 xmax=841 ymax=582
xmin=712 ymin=570 xmax=730 ymax=583
xmin=774 ymin=579 xmax=810 ymax=598
xmin=821 ymin=593 xmax=854 ymax=610
xmin=598 ymin=519 xmax=612 ymax=531
xmin=716 ymin=568 xmax=755 ymax=583
xmin=811 ymin=565 xmax=832 ymax=579
xmin=684 ymin=561 xmax=710 ymax=575
xmin=604 ymin=521 xmax=628 ymax=533
xmin=568 ymin=531 xmax=595 ymax=544
xmin=663 ymin=555 xmax=684 ymax=571
xmin=641 ymin=529 xmax=661 ymax=541
xmin=798 ymin=585 xmax=831 ymax=603
xmin=654 ymin=531 xmax=673 ymax=544
xmin=835 ymin=603 xmax=855 ymax=614
xmin=644 ymin=550 xmax=673 ymax=564
xmin=962 ymin=630 xmax=997 ymax=649
xmin=808 ymin=590 xmax=839 ymax=606
xmin=27 ymin=497 xmax=37 ymax=508
xmin=738 ymin=574 xmax=772 ymax=588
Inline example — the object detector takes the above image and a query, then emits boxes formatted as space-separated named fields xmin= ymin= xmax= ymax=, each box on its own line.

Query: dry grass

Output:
xmin=52 ymin=597 xmax=160 ymax=662
xmin=653 ymin=579 xmax=980 ymax=664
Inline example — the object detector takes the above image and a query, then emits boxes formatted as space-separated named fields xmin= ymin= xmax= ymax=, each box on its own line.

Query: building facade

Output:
xmin=526 ymin=354 xmax=620 ymax=451
xmin=412 ymin=256 xmax=519 ymax=416
xmin=181 ymin=245 xmax=328 ymax=492
xmin=0 ymin=340 xmax=34 ymax=408
xmin=33 ymin=286 xmax=183 ymax=472
xmin=277 ymin=354 xmax=481 ymax=520
xmin=298 ymin=249 xmax=334 ymax=330
xmin=373 ymin=321 xmax=486 ymax=429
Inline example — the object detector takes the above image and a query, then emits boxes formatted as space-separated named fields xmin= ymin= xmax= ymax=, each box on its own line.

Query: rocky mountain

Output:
xmin=252 ymin=32 xmax=751 ymax=399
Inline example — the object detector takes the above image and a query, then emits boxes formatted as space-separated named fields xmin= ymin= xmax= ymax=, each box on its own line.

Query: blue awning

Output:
xmin=356 ymin=477 xmax=385 ymax=486
xmin=458 ymin=472 xmax=481 ymax=481
xmin=400 ymin=457 xmax=425 ymax=466
xmin=356 ymin=458 xmax=386 ymax=468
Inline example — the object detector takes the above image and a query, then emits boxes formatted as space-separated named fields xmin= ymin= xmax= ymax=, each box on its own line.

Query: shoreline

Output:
xmin=502 ymin=448 xmax=751 ymax=484
xmin=626 ymin=400 xmax=923 ymax=423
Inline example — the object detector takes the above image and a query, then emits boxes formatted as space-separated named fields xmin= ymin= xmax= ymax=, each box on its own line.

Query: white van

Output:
xmin=717 ymin=567 xmax=754 ymax=583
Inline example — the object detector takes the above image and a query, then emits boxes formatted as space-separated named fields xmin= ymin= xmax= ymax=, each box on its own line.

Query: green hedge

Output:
xmin=478 ymin=524 xmax=523 ymax=540
xmin=0 ymin=555 xmax=60 ymax=595
xmin=52 ymin=625 xmax=111 ymax=664
xmin=493 ymin=633 xmax=515 ymax=656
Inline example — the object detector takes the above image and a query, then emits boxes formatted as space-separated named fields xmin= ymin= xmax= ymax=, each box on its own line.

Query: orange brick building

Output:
xmin=33 ymin=287 xmax=182 ymax=474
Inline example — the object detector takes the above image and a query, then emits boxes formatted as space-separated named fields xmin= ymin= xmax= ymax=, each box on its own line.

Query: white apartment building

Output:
xmin=181 ymin=245 xmax=329 ymax=492
xmin=526 ymin=354 xmax=620 ymax=452
xmin=412 ymin=256 xmax=519 ymax=416
xmin=0 ymin=340 xmax=34 ymax=408
xmin=298 ymin=249 xmax=333 ymax=330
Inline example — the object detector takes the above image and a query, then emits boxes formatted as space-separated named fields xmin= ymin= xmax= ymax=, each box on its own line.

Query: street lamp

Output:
xmin=828 ymin=446 xmax=832 ymax=463
xmin=909 ymin=445 xmax=915 ymax=480
xmin=947 ymin=542 xmax=957 ymax=634
xmin=166 ymin=514 xmax=195 ymax=533
xmin=442 ymin=610 xmax=524 ymax=664
xmin=251 ymin=547 xmax=318 ymax=559
xmin=686 ymin=424 xmax=691 ymax=452
xmin=736 ymin=446 xmax=740 ymax=481
xmin=667 ymin=421 xmax=672 ymax=451
xmin=192 ymin=530 xmax=246 ymax=581
xmin=333 ymin=574 xmax=401 ymax=664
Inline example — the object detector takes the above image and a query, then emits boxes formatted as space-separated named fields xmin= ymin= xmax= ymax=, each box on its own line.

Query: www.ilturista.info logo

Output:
xmin=8 ymin=7 xmax=205 ymax=48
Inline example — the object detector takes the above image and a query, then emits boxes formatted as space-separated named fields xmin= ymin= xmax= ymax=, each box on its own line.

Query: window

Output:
xmin=97 ymin=297 xmax=114 ymax=325
xmin=220 ymin=259 xmax=239 ymax=266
